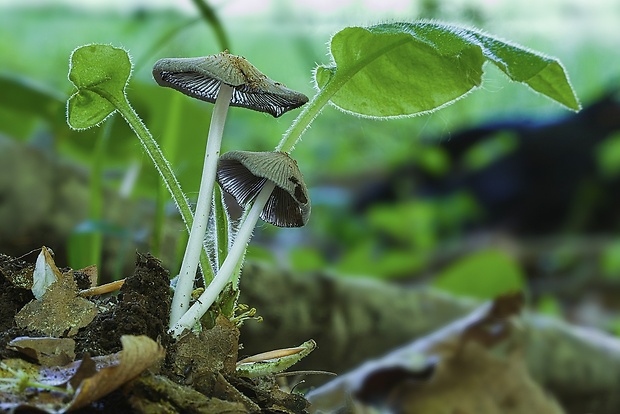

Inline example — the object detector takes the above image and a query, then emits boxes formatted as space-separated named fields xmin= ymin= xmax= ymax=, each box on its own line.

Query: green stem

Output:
xmin=275 ymin=78 xmax=340 ymax=154
xmin=277 ymin=38 xmax=407 ymax=154
xmin=92 ymin=86 xmax=211 ymax=275
xmin=191 ymin=0 xmax=231 ymax=52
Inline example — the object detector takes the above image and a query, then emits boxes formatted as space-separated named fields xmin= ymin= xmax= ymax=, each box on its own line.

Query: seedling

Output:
xmin=66 ymin=21 xmax=579 ymax=340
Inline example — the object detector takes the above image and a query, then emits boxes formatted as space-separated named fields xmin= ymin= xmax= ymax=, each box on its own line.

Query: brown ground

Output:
xmin=0 ymin=251 xmax=308 ymax=413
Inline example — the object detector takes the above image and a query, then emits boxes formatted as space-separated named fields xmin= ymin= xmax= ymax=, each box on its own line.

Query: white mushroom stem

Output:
xmin=170 ymin=83 xmax=235 ymax=328
xmin=169 ymin=180 xmax=276 ymax=337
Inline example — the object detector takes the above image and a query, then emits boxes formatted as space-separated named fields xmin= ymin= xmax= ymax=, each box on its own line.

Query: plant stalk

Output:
xmin=91 ymin=86 xmax=212 ymax=277
xmin=170 ymin=180 xmax=276 ymax=337
xmin=276 ymin=79 xmax=339 ymax=154
xmin=169 ymin=83 xmax=234 ymax=327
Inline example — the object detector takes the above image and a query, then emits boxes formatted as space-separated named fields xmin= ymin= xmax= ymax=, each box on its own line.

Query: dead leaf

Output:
xmin=390 ymin=341 xmax=564 ymax=414
xmin=307 ymin=292 xmax=564 ymax=414
xmin=7 ymin=337 xmax=76 ymax=366
xmin=15 ymin=268 xmax=97 ymax=337
xmin=66 ymin=335 xmax=165 ymax=411
xmin=66 ymin=354 xmax=97 ymax=391
xmin=0 ymin=335 xmax=164 ymax=413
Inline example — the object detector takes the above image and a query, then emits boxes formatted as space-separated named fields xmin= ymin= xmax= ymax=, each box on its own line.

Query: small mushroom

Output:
xmin=153 ymin=52 xmax=308 ymax=327
xmin=216 ymin=151 xmax=311 ymax=227
xmin=153 ymin=52 xmax=309 ymax=118
xmin=170 ymin=151 xmax=311 ymax=337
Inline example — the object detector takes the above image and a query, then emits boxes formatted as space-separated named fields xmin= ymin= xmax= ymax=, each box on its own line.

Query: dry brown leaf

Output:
xmin=307 ymin=293 xmax=564 ymax=414
xmin=66 ymin=354 xmax=97 ymax=391
xmin=66 ymin=335 xmax=165 ymax=411
xmin=15 ymin=268 xmax=97 ymax=337
xmin=0 ymin=335 xmax=164 ymax=413
xmin=388 ymin=341 xmax=564 ymax=414
xmin=7 ymin=337 xmax=76 ymax=366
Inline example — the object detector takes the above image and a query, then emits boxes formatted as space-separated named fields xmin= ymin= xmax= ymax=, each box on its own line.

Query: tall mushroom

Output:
xmin=153 ymin=52 xmax=308 ymax=327
xmin=169 ymin=151 xmax=310 ymax=337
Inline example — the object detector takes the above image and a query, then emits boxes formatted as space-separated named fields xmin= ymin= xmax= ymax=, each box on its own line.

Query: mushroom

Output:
xmin=153 ymin=52 xmax=309 ymax=117
xmin=169 ymin=151 xmax=311 ymax=337
xmin=216 ymin=151 xmax=310 ymax=227
xmin=153 ymin=51 xmax=309 ymax=327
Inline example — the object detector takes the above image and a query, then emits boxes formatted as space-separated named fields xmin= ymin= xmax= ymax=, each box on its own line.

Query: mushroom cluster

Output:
xmin=154 ymin=51 xmax=311 ymax=332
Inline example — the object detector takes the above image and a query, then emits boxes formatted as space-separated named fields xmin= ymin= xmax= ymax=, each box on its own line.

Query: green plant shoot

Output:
xmin=66 ymin=44 xmax=213 ymax=281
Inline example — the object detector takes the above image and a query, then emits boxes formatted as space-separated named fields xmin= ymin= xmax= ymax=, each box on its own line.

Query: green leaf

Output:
xmin=315 ymin=21 xmax=580 ymax=118
xmin=67 ymin=44 xmax=132 ymax=129
xmin=433 ymin=249 xmax=525 ymax=299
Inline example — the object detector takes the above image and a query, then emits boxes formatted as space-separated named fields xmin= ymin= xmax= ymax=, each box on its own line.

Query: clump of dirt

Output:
xmin=73 ymin=253 xmax=173 ymax=357
xmin=0 ymin=250 xmax=311 ymax=413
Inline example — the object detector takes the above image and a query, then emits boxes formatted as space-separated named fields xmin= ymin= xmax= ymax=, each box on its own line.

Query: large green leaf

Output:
xmin=67 ymin=44 xmax=132 ymax=129
xmin=315 ymin=22 xmax=580 ymax=118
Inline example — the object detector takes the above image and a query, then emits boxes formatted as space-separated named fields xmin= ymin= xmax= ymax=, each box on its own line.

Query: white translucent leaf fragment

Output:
xmin=32 ymin=246 xmax=62 ymax=300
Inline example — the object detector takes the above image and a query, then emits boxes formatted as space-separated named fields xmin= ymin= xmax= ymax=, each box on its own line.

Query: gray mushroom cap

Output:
xmin=216 ymin=151 xmax=311 ymax=227
xmin=152 ymin=52 xmax=309 ymax=118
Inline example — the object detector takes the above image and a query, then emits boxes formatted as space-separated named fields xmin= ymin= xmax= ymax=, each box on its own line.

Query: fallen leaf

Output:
xmin=7 ymin=337 xmax=76 ymax=366
xmin=66 ymin=335 xmax=165 ymax=411
xmin=307 ymin=292 xmax=564 ymax=414
xmin=66 ymin=354 xmax=97 ymax=391
xmin=0 ymin=335 xmax=164 ymax=413
xmin=15 ymin=268 xmax=97 ymax=337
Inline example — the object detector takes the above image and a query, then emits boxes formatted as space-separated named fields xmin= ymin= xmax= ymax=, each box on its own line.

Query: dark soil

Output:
xmin=73 ymin=253 xmax=173 ymax=357
xmin=0 ymin=251 xmax=310 ymax=413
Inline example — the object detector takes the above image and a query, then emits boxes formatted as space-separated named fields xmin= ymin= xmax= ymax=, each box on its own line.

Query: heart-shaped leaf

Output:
xmin=315 ymin=22 xmax=580 ymax=118
xmin=67 ymin=44 xmax=132 ymax=129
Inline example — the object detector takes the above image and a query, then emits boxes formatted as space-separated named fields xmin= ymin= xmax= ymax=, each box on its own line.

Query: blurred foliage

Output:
xmin=432 ymin=249 xmax=525 ymax=299
xmin=0 ymin=1 xmax=619 ymax=303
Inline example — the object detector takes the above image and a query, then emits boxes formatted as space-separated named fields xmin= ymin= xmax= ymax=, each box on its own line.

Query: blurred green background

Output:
xmin=1 ymin=0 xmax=620 ymax=331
